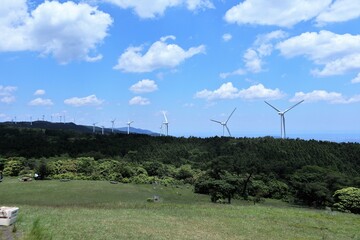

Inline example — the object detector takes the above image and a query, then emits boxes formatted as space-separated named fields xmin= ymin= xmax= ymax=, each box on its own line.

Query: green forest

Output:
xmin=1 ymin=125 xmax=360 ymax=213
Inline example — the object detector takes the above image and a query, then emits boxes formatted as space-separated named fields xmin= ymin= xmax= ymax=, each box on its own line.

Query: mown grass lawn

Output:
xmin=0 ymin=178 xmax=359 ymax=240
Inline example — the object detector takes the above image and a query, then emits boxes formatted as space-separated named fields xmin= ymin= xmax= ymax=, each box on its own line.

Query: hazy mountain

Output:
xmin=0 ymin=121 xmax=157 ymax=136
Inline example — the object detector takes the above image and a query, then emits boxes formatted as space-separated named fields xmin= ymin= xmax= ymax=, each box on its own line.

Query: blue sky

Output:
xmin=1 ymin=0 xmax=360 ymax=138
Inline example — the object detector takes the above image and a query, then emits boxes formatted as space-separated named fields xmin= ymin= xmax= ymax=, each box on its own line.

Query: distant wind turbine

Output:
xmin=210 ymin=108 xmax=236 ymax=137
xmin=162 ymin=111 xmax=169 ymax=136
xmin=111 ymin=119 xmax=116 ymax=133
xmin=264 ymin=100 xmax=304 ymax=139
xmin=101 ymin=125 xmax=105 ymax=135
xmin=92 ymin=122 xmax=98 ymax=133
xmin=126 ymin=120 xmax=134 ymax=135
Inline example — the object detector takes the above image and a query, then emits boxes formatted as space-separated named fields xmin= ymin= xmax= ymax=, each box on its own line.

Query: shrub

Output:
xmin=3 ymin=159 xmax=23 ymax=176
xmin=333 ymin=187 xmax=360 ymax=214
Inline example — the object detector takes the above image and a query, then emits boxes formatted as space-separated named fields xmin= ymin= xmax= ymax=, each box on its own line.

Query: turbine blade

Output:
xmin=163 ymin=112 xmax=168 ymax=123
xmin=283 ymin=100 xmax=304 ymax=114
xmin=226 ymin=125 xmax=232 ymax=137
xmin=210 ymin=119 xmax=222 ymax=124
xmin=225 ymin=108 xmax=237 ymax=123
xmin=264 ymin=101 xmax=281 ymax=112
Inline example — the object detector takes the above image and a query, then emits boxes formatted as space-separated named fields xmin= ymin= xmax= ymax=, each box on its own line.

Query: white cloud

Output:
xmin=316 ymin=0 xmax=360 ymax=25
xmin=64 ymin=95 xmax=103 ymax=107
xmin=129 ymin=96 xmax=150 ymax=105
xmin=219 ymin=68 xmax=246 ymax=79
xmin=1 ymin=96 xmax=16 ymax=104
xmin=224 ymin=0 xmax=331 ymax=27
xmin=0 ymin=0 xmax=112 ymax=64
xmin=34 ymin=89 xmax=45 ymax=95
xmin=290 ymin=90 xmax=360 ymax=104
xmin=0 ymin=85 xmax=17 ymax=103
xmin=130 ymin=79 xmax=158 ymax=94
xmin=222 ymin=30 xmax=287 ymax=77
xmin=195 ymin=82 xmax=284 ymax=101
xmin=277 ymin=30 xmax=360 ymax=76
xmin=244 ymin=49 xmax=262 ymax=73
xmin=114 ymin=35 xmax=205 ymax=72
xmin=28 ymin=97 xmax=53 ymax=106
xmin=104 ymin=0 xmax=213 ymax=19
xmin=222 ymin=33 xmax=232 ymax=42
xmin=351 ymin=73 xmax=360 ymax=84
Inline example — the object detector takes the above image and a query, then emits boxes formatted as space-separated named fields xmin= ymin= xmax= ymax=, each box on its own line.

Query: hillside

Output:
xmin=0 ymin=124 xmax=359 ymax=208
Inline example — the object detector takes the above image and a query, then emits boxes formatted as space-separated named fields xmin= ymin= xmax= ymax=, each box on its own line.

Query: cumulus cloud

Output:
xmin=351 ymin=73 xmax=360 ymax=84
xmin=114 ymin=35 xmax=205 ymax=72
xmin=28 ymin=97 xmax=53 ymax=106
xmin=316 ymin=0 xmax=360 ymax=25
xmin=277 ymin=30 xmax=360 ymax=76
xmin=221 ymin=30 xmax=287 ymax=78
xmin=130 ymin=79 xmax=158 ymax=93
xmin=34 ymin=89 xmax=45 ymax=95
xmin=129 ymin=96 xmax=150 ymax=105
xmin=64 ymin=95 xmax=104 ymax=107
xmin=195 ymin=82 xmax=284 ymax=101
xmin=0 ymin=0 xmax=112 ymax=64
xmin=222 ymin=33 xmax=232 ymax=42
xmin=104 ymin=0 xmax=213 ymax=19
xmin=0 ymin=85 xmax=17 ymax=103
xmin=224 ymin=0 xmax=330 ymax=27
xmin=290 ymin=90 xmax=360 ymax=104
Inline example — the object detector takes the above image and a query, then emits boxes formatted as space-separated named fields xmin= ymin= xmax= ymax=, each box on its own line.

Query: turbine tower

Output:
xmin=126 ymin=120 xmax=134 ymax=135
xmin=159 ymin=124 xmax=163 ymax=136
xmin=162 ymin=111 xmax=169 ymax=136
xmin=111 ymin=119 xmax=116 ymax=133
xmin=101 ymin=125 xmax=105 ymax=135
xmin=210 ymin=108 xmax=236 ymax=137
xmin=92 ymin=122 xmax=98 ymax=133
xmin=264 ymin=100 xmax=304 ymax=139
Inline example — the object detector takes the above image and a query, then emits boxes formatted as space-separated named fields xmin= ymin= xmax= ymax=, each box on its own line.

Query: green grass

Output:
xmin=1 ymin=178 xmax=359 ymax=240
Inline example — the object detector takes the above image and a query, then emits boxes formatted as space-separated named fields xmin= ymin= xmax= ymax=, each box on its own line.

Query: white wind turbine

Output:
xmin=264 ymin=100 xmax=304 ymax=139
xmin=210 ymin=108 xmax=236 ymax=137
xmin=126 ymin=120 xmax=134 ymax=135
xmin=101 ymin=125 xmax=105 ymax=135
xmin=111 ymin=119 xmax=116 ymax=133
xmin=162 ymin=111 xmax=169 ymax=136
xmin=92 ymin=122 xmax=98 ymax=133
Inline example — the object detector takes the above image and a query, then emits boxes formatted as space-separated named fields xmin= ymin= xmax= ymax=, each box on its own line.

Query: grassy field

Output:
xmin=0 ymin=178 xmax=359 ymax=240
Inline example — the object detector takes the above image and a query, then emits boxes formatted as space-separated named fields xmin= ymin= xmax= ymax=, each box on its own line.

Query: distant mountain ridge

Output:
xmin=0 ymin=121 xmax=158 ymax=136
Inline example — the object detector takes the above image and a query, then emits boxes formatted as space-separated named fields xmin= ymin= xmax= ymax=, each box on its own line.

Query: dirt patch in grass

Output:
xmin=0 ymin=225 xmax=22 ymax=240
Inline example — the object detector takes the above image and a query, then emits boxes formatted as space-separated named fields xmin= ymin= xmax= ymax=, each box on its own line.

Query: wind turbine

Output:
xmin=126 ymin=120 xmax=133 ymax=135
xmin=264 ymin=100 xmax=304 ymax=139
xmin=210 ymin=108 xmax=236 ymax=137
xmin=101 ymin=126 xmax=105 ymax=135
xmin=92 ymin=122 xmax=98 ymax=133
xmin=162 ymin=111 xmax=169 ymax=136
xmin=111 ymin=119 xmax=116 ymax=133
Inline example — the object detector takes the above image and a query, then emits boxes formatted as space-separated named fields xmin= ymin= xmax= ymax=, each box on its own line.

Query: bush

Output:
xmin=333 ymin=187 xmax=360 ymax=214
xmin=3 ymin=159 xmax=23 ymax=176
